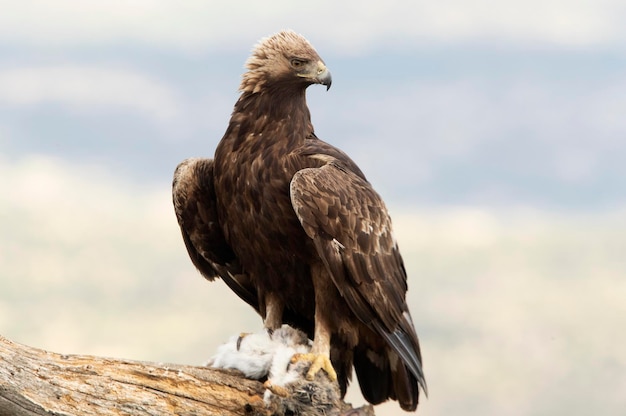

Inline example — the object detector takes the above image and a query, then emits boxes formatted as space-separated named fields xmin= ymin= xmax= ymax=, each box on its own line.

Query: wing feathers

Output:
xmin=172 ymin=158 xmax=258 ymax=309
xmin=290 ymin=164 xmax=426 ymax=396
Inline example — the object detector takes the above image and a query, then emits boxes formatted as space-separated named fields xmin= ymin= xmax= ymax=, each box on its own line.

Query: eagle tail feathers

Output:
xmin=353 ymin=347 xmax=391 ymax=405
xmin=353 ymin=343 xmax=421 ymax=412
xmin=373 ymin=318 xmax=428 ymax=398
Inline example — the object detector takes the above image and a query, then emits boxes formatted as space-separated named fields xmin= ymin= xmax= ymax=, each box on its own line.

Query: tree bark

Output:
xmin=0 ymin=335 xmax=373 ymax=416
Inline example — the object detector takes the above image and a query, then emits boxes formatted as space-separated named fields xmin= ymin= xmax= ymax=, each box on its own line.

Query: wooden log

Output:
xmin=0 ymin=335 xmax=374 ymax=416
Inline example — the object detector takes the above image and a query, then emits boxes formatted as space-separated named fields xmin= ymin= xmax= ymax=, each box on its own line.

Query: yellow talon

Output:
xmin=291 ymin=353 xmax=338 ymax=382
xmin=263 ymin=380 xmax=289 ymax=397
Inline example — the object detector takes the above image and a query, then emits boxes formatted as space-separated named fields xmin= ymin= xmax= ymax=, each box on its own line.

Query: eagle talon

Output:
xmin=263 ymin=380 xmax=289 ymax=397
xmin=291 ymin=352 xmax=338 ymax=382
xmin=236 ymin=332 xmax=250 ymax=351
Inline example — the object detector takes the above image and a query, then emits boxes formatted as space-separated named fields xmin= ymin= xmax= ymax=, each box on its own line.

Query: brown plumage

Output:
xmin=172 ymin=30 xmax=426 ymax=411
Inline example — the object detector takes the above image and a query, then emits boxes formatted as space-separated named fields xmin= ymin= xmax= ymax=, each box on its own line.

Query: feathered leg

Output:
xmin=291 ymin=262 xmax=338 ymax=381
xmin=264 ymin=291 xmax=284 ymax=331
xmin=237 ymin=292 xmax=283 ymax=347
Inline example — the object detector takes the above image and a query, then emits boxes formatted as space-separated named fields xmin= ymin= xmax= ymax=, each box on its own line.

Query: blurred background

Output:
xmin=1 ymin=1 xmax=625 ymax=415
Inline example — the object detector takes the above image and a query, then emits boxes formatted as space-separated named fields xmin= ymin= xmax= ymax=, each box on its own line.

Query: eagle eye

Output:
xmin=290 ymin=58 xmax=307 ymax=69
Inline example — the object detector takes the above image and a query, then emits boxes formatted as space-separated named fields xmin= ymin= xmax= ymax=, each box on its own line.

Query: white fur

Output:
xmin=268 ymin=333 xmax=310 ymax=385
xmin=209 ymin=325 xmax=311 ymax=384
xmin=209 ymin=331 xmax=275 ymax=379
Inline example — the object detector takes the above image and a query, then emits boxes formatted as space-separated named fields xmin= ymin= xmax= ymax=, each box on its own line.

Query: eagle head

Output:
xmin=240 ymin=30 xmax=332 ymax=94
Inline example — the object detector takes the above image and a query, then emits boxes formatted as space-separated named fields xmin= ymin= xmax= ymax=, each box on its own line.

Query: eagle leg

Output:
xmin=263 ymin=292 xmax=284 ymax=332
xmin=289 ymin=261 xmax=338 ymax=382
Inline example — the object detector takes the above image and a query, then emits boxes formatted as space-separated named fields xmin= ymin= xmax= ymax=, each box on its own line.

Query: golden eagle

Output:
xmin=173 ymin=30 xmax=426 ymax=411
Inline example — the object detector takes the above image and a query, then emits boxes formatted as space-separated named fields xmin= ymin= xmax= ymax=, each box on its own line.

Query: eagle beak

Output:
xmin=316 ymin=62 xmax=332 ymax=91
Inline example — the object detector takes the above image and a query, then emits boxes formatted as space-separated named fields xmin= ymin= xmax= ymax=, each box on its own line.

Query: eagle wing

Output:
xmin=172 ymin=158 xmax=258 ymax=309
xmin=290 ymin=162 xmax=426 ymax=394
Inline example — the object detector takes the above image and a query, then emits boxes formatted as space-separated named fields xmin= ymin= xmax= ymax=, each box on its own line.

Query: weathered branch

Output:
xmin=0 ymin=335 xmax=373 ymax=416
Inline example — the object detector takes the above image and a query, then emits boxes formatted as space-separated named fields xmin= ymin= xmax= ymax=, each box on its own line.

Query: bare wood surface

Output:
xmin=0 ymin=335 xmax=374 ymax=416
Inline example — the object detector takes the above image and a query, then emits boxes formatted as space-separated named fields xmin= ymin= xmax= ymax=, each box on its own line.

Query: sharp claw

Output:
xmin=263 ymin=380 xmax=289 ymax=397
xmin=236 ymin=332 xmax=250 ymax=351
xmin=291 ymin=353 xmax=338 ymax=381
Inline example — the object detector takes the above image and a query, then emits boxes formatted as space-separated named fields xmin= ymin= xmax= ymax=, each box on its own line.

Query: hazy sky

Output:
xmin=1 ymin=1 xmax=625 ymax=209
xmin=1 ymin=2 xmax=625 ymax=415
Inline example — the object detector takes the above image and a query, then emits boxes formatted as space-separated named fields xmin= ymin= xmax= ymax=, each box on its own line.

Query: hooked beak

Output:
xmin=299 ymin=60 xmax=332 ymax=90
xmin=315 ymin=61 xmax=332 ymax=90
